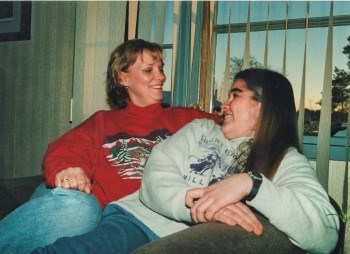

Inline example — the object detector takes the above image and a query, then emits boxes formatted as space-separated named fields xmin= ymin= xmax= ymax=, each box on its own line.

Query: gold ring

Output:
xmin=63 ymin=178 xmax=69 ymax=182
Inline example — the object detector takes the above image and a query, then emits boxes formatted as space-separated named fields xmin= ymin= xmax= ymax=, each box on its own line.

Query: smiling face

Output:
xmin=220 ymin=79 xmax=261 ymax=140
xmin=119 ymin=50 xmax=166 ymax=107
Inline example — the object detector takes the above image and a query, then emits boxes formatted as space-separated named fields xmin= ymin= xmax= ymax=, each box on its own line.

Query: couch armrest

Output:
xmin=133 ymin=213 xmax=305 ymax=254
xmin=0 ymin=175 xmax=43 ymax=220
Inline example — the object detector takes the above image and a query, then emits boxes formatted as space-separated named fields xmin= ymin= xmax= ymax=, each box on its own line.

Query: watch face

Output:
xmin=249 ymin=171 xmax=262 ymax=180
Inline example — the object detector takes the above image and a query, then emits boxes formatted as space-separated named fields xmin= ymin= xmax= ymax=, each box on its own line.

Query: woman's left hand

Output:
xmin=213 ymin=202 xmax=263 ymax=235
xmin=185 ymin=173 xmax=253 ymax=223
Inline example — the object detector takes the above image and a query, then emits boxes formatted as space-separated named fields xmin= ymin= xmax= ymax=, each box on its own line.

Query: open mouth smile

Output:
xmin=150 ymin=85 xmax=163 ymax=89
xmin=224 ymin=114 xmax=232 ymax=120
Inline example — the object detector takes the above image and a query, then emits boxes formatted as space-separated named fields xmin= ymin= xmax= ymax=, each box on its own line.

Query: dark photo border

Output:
xmin=0 ymin=1 xmax=31 ymax=42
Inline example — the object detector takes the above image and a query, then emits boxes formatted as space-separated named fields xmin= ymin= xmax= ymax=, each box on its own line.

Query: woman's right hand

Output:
xmin=54 ymin=167 xmax=92 ymax=194
xmin=212 ymin=202 xmax=263 ymax=235
xmin=186 ymin=174 xmax=252 ymax=223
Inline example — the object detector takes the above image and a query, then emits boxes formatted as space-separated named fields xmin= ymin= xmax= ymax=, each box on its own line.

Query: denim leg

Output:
xmin=0 ymin=184 xmax=101 ymax=254
xmin=32 ymin=205 xmax=159 ymax=254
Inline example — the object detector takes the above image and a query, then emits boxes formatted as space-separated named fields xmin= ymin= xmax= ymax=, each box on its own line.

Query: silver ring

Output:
xmin=63 ymin=178 xmax=69 ymax=182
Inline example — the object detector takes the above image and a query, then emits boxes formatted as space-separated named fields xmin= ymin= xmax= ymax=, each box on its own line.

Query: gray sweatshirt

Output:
xmin=114 ymin=119 xmax=339 ymax=254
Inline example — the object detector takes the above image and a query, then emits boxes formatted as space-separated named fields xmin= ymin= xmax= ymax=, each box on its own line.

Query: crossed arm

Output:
xmin=186 ymin=174 xmax=262 ymax=235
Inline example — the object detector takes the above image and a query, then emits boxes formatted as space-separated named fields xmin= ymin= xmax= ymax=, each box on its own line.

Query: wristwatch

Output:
xmin=246 ymin=171 xmax=263 ymax=201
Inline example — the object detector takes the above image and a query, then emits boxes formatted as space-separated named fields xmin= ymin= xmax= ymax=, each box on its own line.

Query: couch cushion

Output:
xmin=0 ymin=175 xmax=43 ymax=220
xmin=133 ymin=214 xmax=305 ymax=254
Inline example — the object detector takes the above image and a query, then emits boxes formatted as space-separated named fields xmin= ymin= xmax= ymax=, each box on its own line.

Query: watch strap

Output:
xmin=246 ymin=171 xmax=262 ymax=201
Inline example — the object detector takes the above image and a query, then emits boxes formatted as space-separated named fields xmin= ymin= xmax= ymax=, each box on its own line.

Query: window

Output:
xmin=213 ymin=1 xmax=350 ymax=161
xmin=162 ymin=1 xmax=174 ymax=106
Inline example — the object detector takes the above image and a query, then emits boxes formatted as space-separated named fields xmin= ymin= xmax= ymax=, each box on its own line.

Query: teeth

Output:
xmin=224 ymin=115 xmax=232 ymax=120
xmin=151 ymin=85 xmax=163 ymax=89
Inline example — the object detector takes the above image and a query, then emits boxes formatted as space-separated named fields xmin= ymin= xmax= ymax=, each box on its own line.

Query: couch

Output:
xmin=0 ymin=176 xmax=343 ymax=254
xmin=0 ymin=175 xmax=43 ymax=221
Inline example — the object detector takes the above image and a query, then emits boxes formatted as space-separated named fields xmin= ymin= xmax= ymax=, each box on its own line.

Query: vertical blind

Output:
xmin=316 ymin=2 xmax=333 ymax=191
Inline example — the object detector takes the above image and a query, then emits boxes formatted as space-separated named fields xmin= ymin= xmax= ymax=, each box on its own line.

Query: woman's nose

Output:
xmin=221 ymin=99 xmax=229 ymax=112
xmin=156 ymin=71 xmax=166 ymax=81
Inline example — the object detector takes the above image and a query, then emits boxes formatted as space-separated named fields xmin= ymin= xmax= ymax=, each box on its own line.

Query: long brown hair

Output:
xmin=106 ymin=39 xmax=163 ymax=110
xmin=236 ymin=68 xmax=300 ymax=180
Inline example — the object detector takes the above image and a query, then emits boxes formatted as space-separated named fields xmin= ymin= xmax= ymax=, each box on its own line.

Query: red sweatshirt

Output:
xmin=43 ymin=100 xmax=219 ymax=208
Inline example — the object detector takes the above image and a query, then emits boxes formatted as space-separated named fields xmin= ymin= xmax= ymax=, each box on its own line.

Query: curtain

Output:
xmin=264 ymin=2 xmax=270 ymax=68
xmin=0 ymin=2 xmax=76 ymax=177
xmin=282 ymin=2 xmax=288 ymax=76
xmin=343 ymin=97 xmax=350 ymax=245
xmin=198 ymin=1 xmax=212 ymax=111
xmin=172 ymin=1 xmax=191 ymax=106
xmin=137 ymin=2 xmax=166 ymax=45
xmin=242 ymin=2 xmax=251 ymax=70
xmin=171 ymin=1 xmax=180 ymax=103
xmin=128 ymin=1 xmax=138 ymax=40
xmin=154 ymin=2 xmax=166 ymax=45
xmin=189 ymin=1 xmax=203 ymax=106
xmin=199 ymin=1 xmax=216 ymax=112
xmin=138 ymin=1 xmax=152 ymax=41
xmin=172 ymin=1 xmax=208 ymax=108
xmin=316 ymin=2 xmax=334 ymax=191
xmin=297 ymin=2 xmax=309 ymax=151
xmin=222 ymin=4 xmax=232 ymax=100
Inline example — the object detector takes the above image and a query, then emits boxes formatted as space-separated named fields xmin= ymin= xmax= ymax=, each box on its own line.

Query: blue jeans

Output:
xmin=32 ymin=205 xmax=159 ymax=254
xmin=0 ymin=183 xmax=101 ymax=254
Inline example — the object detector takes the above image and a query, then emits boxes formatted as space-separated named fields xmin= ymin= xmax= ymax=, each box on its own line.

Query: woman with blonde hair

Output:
xmin=0 ymin=39 xmax=218 ymax=253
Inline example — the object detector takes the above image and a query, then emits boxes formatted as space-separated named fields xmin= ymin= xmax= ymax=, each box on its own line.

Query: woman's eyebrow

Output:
xmin=230 ymin=87 xmax=243 ymax=94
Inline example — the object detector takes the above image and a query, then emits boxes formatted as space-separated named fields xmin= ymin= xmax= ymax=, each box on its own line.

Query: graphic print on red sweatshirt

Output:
xmin=103 ymin=129 xmax=171 ymax=180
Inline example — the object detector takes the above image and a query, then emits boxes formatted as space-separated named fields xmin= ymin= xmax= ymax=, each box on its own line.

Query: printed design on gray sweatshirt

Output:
xmin=183 ymin=135 xmax=251 ymax=186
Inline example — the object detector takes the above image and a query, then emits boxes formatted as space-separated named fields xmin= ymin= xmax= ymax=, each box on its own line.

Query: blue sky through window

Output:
xmin=214 ymin=1 xmax=350 ymax=111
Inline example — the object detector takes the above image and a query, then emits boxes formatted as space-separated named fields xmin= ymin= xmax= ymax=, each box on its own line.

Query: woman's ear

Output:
xmin=118 ymin=72 xmax=128 ymax=86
